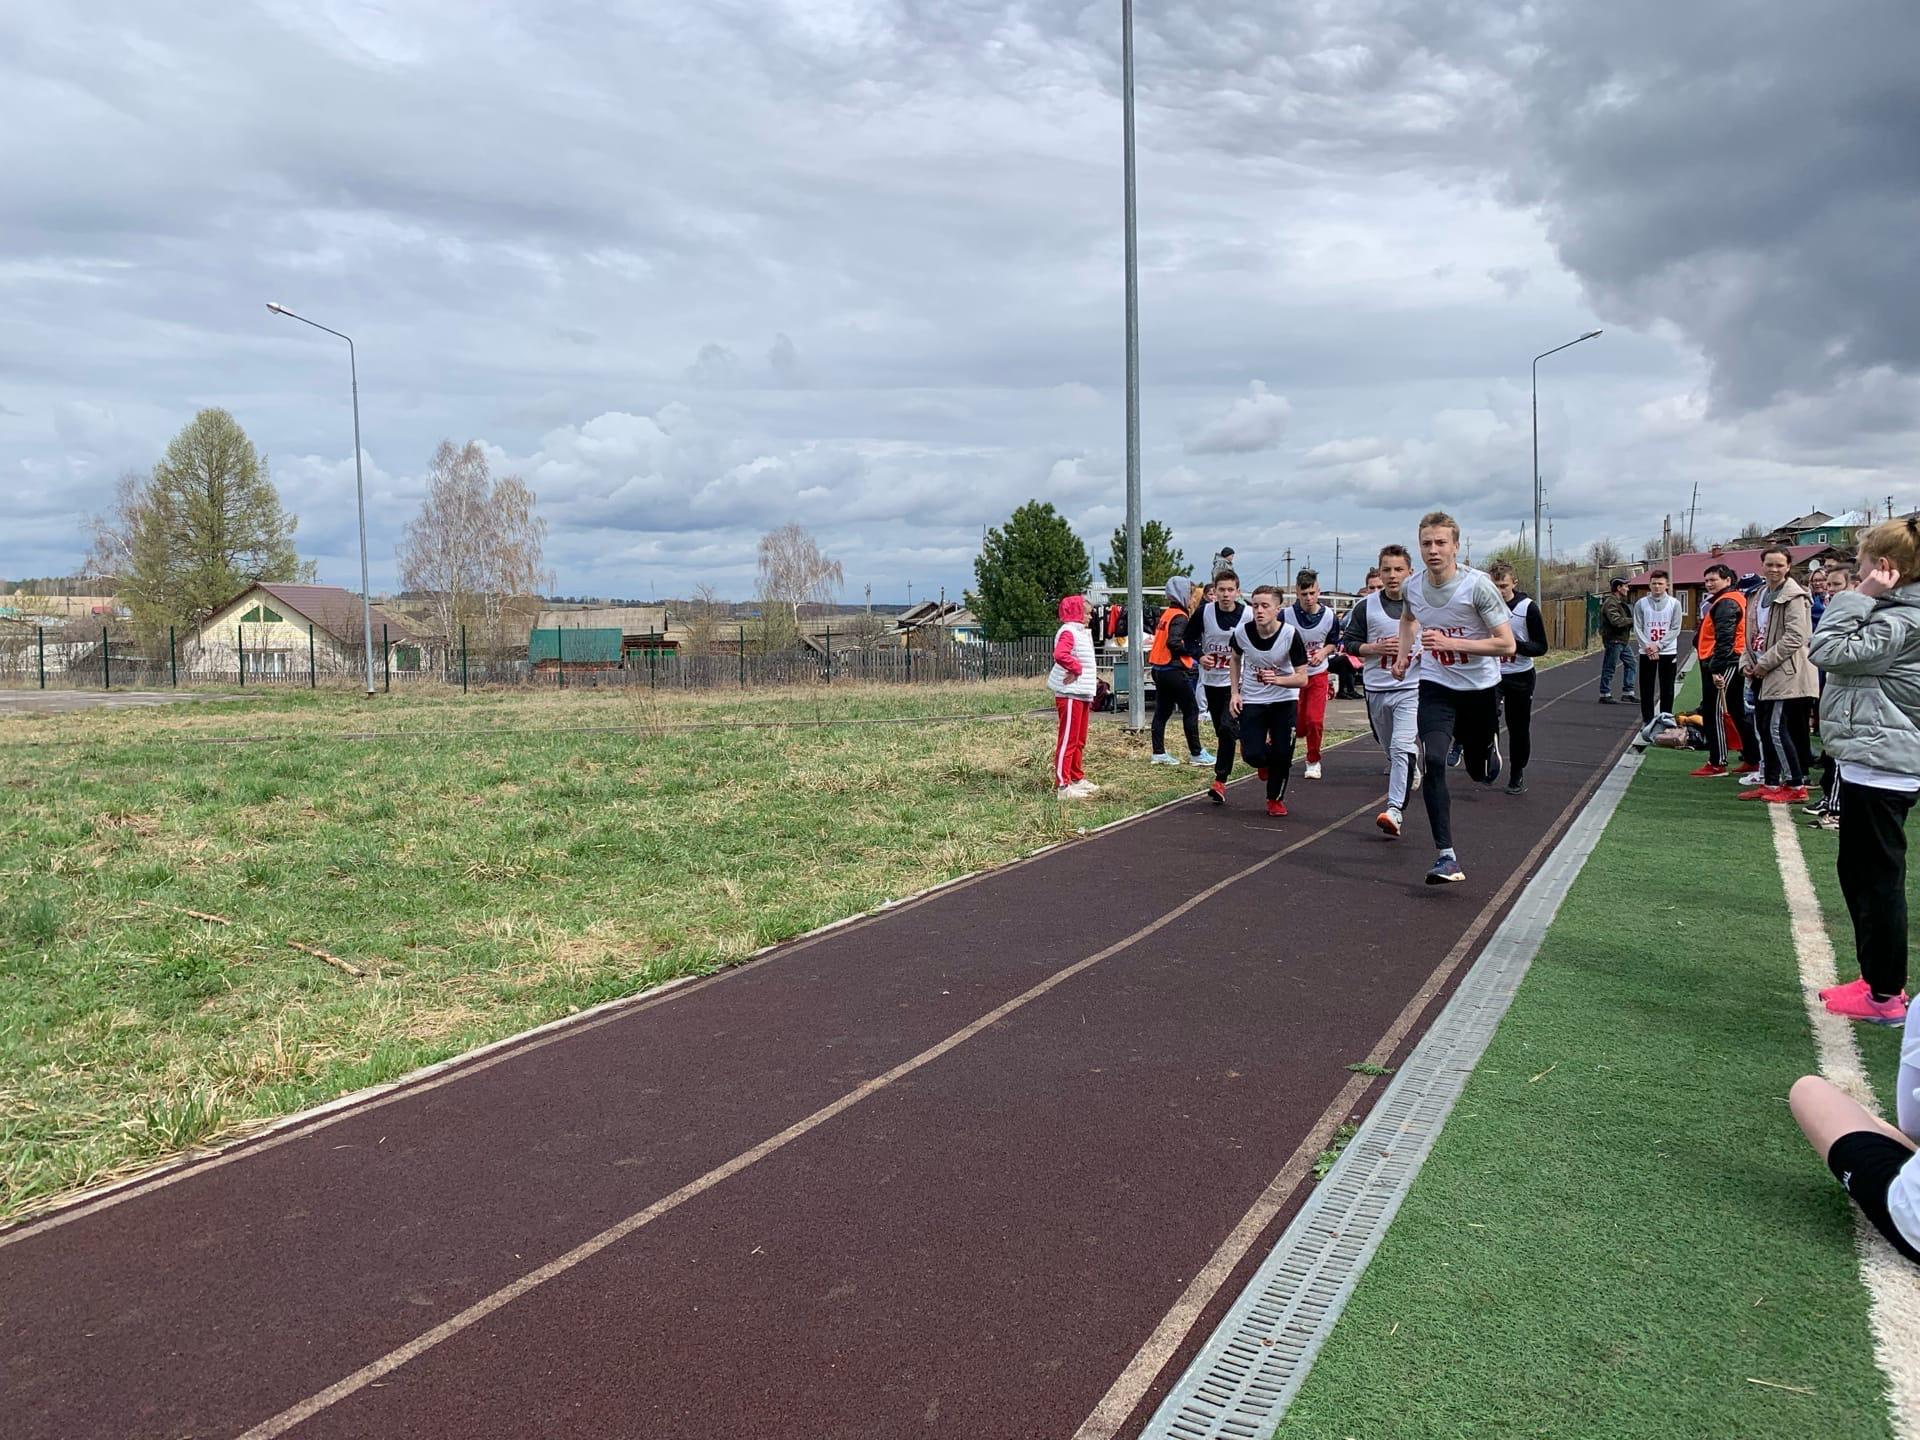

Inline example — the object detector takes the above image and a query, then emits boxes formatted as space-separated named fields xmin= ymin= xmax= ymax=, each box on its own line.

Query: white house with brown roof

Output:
xmin=187 ymin=583 xmax=418 ymax=679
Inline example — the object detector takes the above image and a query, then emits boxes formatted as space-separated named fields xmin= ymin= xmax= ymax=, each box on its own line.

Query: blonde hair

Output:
xmin=1858 ymin=518 xmax=1920 ymax=585
xmin=1418 ymin=510 xmax=1460 ymax=542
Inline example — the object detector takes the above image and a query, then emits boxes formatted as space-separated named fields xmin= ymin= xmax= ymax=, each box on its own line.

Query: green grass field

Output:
xmin=1281 ymin=676 xmax=1899 ymax=1438
xmin=0 ymin=680 xmax=1235 ymax=1221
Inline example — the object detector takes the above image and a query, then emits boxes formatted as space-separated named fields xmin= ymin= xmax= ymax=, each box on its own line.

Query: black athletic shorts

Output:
xmin=1828 ymin=1130 xmax=1920 ymax=1263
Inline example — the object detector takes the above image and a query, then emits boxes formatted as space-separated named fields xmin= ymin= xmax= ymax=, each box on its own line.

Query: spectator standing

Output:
xmin=1742 ymin=547 xmax=1817 ymax=804
xmin=1689 ymin=563 xmax=1758 ymax=778
xmin=1598 ymin=578 xmax=1638 ymax=705
xmin=1209 ymin=545 xmax=1237 ymax=580
xmin=1146 ymin=576 xmax=1211 ymax=767
xmin=1807 ymin=522 xmax=1920 ymax=1024
xmin=1047 ymin=595 xmax=1098 ymax=798
xmin=1633 ymin=570 xmax=1683 ymax=722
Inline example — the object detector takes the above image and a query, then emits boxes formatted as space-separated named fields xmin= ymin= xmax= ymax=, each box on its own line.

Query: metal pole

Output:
xmin=1122 ymin=0 xmax=1145 ymax=731
xmin=460 ymin=624 xmax=468 ymax=693
xmin=1532 ymin=356 xmax=1542 ymax=603
xmin=37 ymin=626 xmax=45 ymax=690
xmin=350 ymin=342 xmax=374 ymax=696
xmin=739 ymin=624 xmax=745 ymax=687
xmin=1334 ymin=538 xmax=1341 ymax=595
xmin=169 ymin=625 xmax=177 ymax=688
xmin=382 ymin=622 xmax=390 ymax=692
xmin=238 ymin=625 xmax=245 ymax=687
xmin=309 ymin=622 xmax=316 ymax=688
xmin=102 ymin=625 xmax=110 ymax=690
xmin=824 ymin=622 xmax=832 ymax=684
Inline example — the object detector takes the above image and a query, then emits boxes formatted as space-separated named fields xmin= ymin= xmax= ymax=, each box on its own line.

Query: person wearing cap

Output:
xmin=1597 ymin=577 xmax=1638 ymax=705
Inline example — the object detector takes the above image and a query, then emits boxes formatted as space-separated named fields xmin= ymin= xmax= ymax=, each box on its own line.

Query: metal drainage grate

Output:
xmin=1142 ymin=748 xmax=1643 ymax=1440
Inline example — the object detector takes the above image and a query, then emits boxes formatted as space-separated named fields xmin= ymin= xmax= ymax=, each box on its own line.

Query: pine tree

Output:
xmin=968 ymin=501 xmax=1091 ymax=641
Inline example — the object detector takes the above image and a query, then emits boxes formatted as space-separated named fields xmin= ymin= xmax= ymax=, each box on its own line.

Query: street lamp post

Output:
xmin=1121 ymin=0 xmax=1145 ymax=730
xmin=267 ymin=303 xmax=376 ymax=696
xmin=1532 ymin=329 xmax=1602 ymax=602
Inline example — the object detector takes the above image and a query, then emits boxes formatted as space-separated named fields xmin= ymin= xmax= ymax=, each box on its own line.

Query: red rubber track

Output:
xmin=2 ymin=656 xmax=1627 ymax=1439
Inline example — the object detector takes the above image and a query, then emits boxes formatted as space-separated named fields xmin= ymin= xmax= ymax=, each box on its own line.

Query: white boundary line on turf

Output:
xmin=1768 ymin=803 xmax=1920 ymax=1436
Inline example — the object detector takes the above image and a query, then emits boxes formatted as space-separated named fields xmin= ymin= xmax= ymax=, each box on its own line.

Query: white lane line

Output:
xmin=1769 ymin=803 xmax=1920 ymax=1437
xmin=234 ymin=797 xmax=1386 ymax=1440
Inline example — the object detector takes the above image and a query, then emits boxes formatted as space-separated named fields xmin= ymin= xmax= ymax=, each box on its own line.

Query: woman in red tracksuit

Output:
xmin=1048 ymin=595 xmax=1098 ymax=797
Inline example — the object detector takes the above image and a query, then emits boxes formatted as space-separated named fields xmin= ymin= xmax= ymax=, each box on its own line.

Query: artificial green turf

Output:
xmin=1278 ymin=704 xmax=1894 ymax=1438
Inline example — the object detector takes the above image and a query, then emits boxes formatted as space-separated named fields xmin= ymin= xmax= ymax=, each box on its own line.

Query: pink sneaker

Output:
xmin=1825 ymin=989 xmax=1909 ymax=1025
xmin=1820 ymin=976 xmax=1870 ymax=1003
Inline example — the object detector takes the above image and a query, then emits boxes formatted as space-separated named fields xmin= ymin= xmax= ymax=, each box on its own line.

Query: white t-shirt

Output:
xmin=1634 ymin=594 xmax=1682 ymax=657
xmin=1891 ymin=1014 xmax=1920 ymax=1251
xmin=1404 ymin=564 xmax=1511 ymax=691
xmin=1231 ymin=617 xmax=1304 ymax=706
xmin=1840 ymin=761 xmax=1920 ymax=794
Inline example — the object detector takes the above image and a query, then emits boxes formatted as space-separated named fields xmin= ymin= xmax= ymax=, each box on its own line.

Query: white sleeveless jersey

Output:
xmin=1195 ymin=602 xmax=1245 ymax=688
xmin=1288 ymin=602 xmax=1338 ymax=676
xmin=1500 ymin=596 xmax=1535 ymax=674
xmin=1360 ymin=590 xmax=1419 ymax=693
xmin=1233 ymin=617 xmax=1302 ymax=705
xmin=1405 ymin=564 xmax=1508 ymax=692
xmin=1636 ymin=594 xmax=1682 ymax=657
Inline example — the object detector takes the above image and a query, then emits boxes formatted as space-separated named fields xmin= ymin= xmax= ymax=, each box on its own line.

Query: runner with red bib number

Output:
xmin=1391 ymin=511 xmax=1517 ymax=885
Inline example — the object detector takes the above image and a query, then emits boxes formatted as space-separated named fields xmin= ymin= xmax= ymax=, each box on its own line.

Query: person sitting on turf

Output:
xmin=1790 ymin=1026 xmax=1920 ymax=1267
xmin=1807 ymin=521 xmax=1920 ymax=1024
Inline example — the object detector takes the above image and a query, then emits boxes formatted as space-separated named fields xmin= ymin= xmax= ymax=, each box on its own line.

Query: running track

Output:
xmin=3 ymin=656 xmax=1629 ymax=1439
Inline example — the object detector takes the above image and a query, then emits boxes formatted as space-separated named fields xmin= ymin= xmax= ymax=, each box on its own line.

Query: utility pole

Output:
xmin=865 ymin=582 xmax=871 ymax=613
xmin=1333 ymin=538 xmax=1341 ymax=594
xmin=1687 ymin=482 xmax=1700 ymax=548
xmin=1121 ymin=0 xmax=1145 ymax=730
xmin=1283 ymin=547 xmax=1293 ymax=597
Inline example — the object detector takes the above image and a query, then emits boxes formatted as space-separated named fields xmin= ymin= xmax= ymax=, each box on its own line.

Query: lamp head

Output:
xmin=266 ymin=302 xmax=289 ymax=315
xmin=1581 ymin=329 xmax=1603 ymax=340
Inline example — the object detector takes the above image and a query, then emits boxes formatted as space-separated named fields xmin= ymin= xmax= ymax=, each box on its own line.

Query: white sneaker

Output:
xmin=1305 ymin=761 xmax=1322 ymax=780
xmin=1412 ymin=763 xmax=1423 ymax=791
xmin=1057 ymin=782 xmax=1091 ymax=799
xmin=1149 ymin=752 xmax=1181 ymax=766
xmin=1076 ymin=780 xmax=1101 ymax=793
xmin=1739 ymin=772 xmax=1769 ymax=788
xmin=1190 ymin=749 xmax=1215 ymax=767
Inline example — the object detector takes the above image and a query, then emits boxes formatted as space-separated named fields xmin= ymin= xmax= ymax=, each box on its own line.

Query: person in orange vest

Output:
xmin=1147 ymin=576 xmax=1211 ymax=767
xmin=1689 ymin=563 xmax=1760 ymax=777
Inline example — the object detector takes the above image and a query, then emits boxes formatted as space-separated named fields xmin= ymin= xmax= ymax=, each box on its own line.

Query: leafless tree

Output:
xmin=682 ymin=583 xmax=727 ymax=657
xmin=397 ymin=441 xmax=553 ymax=653
xmin=756 ymin=523 xmax=843 ymax=651
xmin=82 ymin=470 xmax=147 ymax=585
xmin=1586 ymin=536 xmax=1626 ymax=569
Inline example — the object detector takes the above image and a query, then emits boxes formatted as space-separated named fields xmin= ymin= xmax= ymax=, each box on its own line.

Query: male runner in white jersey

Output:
xmin=1229 ymin=584 xmax=1311 ymax=817
xmin=1287 ymin=569 xmax=1343 ymax=780
xmin=1193 ymin=568 xmax=1248 ymax=804
xmin=1488 ymin=560 xmax=1550 ymax=796
xmin=1391 ymin=511 xmax=1516 ymax=884
xmin=1342 ymin=544 xmax=1421 ymax=837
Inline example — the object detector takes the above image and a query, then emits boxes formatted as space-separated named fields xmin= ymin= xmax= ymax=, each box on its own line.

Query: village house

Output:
xmin=188 ymin=583 xmax=417 ymax=680
xmin=1623 ymin=543 xmax=1845 ymax=627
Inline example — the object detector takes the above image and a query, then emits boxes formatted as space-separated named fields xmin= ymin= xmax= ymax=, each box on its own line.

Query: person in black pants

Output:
xmin=1488 ymin=562 xmax=1549 ymax=794
xmin=1191 ymin=570 xmax=1248 ymax=801
xmin=1692 ymin=564 xmax=1759 ymax=776
xmin=1147 ymin=576 xmax=1208 ymax=765
xmin=1633 ymin=570 xmax=1683 ymax=722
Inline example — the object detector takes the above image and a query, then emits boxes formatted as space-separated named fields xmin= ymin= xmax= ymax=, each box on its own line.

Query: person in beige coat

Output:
xmin=1742 ymin=547 xmax=1819 ymax=801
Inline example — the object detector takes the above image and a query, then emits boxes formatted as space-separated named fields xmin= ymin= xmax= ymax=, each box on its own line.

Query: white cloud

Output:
xmin=1187 ymin=381 xmax=1292 ymax=455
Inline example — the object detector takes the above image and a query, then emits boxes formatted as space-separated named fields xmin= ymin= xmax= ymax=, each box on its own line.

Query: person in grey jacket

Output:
xmin=1597 ymin=578 xmax=1638 ymax=704
xmin=1807 ymin=519 xmax=1920 ymax=1025
xmin=1743 ymin=550 xmax=1819 ymax=800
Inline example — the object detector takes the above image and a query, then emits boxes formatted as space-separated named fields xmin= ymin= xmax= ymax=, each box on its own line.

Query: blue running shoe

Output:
xmin=1447 ymin=741 xmax=1463 ymax=768
xmin=1426 ymin=854 xmax=1466 ymax=885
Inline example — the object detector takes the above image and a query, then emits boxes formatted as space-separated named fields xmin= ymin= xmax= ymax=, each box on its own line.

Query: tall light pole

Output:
xmin=1121 ymin=0 xmax=1145 ymax=730
xmin=1532 ymin=329 xmax=1601 ymax=600
xmin=267 ymin=302 xmax=376 ymax=696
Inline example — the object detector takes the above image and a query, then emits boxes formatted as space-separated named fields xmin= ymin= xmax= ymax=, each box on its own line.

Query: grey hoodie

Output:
xmin=1810 ymin=584 xmax=1920 ymax=777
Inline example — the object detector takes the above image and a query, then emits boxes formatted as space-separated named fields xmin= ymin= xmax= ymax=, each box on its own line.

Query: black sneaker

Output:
xmin=1483 ymin=736 xmax=1503 ymax=786
xmin=1505 ymin=776 xmax=1527 ymax=795
xmin=1598 ymin=694 xmax=1614 ymax=704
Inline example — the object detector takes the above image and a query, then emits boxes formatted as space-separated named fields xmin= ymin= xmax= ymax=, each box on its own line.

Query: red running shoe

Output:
xmin=1820 ymin=976 xmax=1870 ymax=1003
xmin=1257 ymin=767 xmax=1269 ymax=781
xmin=1826 ymin=989 xmax=1909 ymax=1025
xmin=1688 ymin=763 xmax=1728 ymax=778
xmin=1265 ymin=799 xmax=1288 ymax=817
xmin=1207 ymin=781 xmax=1227 ymax=805
xmin=1766 ymin=785 xmax=1810 ymax=804
xmin=1736 ymin=786 xmax=1772 ymax=801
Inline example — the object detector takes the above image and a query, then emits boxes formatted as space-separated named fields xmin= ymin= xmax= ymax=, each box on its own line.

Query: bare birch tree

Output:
xmin=397 ymin=441 xmax=553 ymax=652
xmin=756 ymin=523 xmax=843 ymax=652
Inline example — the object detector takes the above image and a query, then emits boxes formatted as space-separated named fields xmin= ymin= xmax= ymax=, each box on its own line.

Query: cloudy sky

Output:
xmin=4 ymin=0 xmax=1915 ymax=602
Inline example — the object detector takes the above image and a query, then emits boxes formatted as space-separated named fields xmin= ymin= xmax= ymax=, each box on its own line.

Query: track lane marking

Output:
xmin=233 ymin=796 xmax=1389 ymax=1439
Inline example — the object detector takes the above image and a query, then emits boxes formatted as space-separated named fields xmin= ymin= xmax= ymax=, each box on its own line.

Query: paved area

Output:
xmin=0 ymin=688 xmax=241 ymax=716
xmin=2 ymin=658 xmax=1631 ymax=1440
